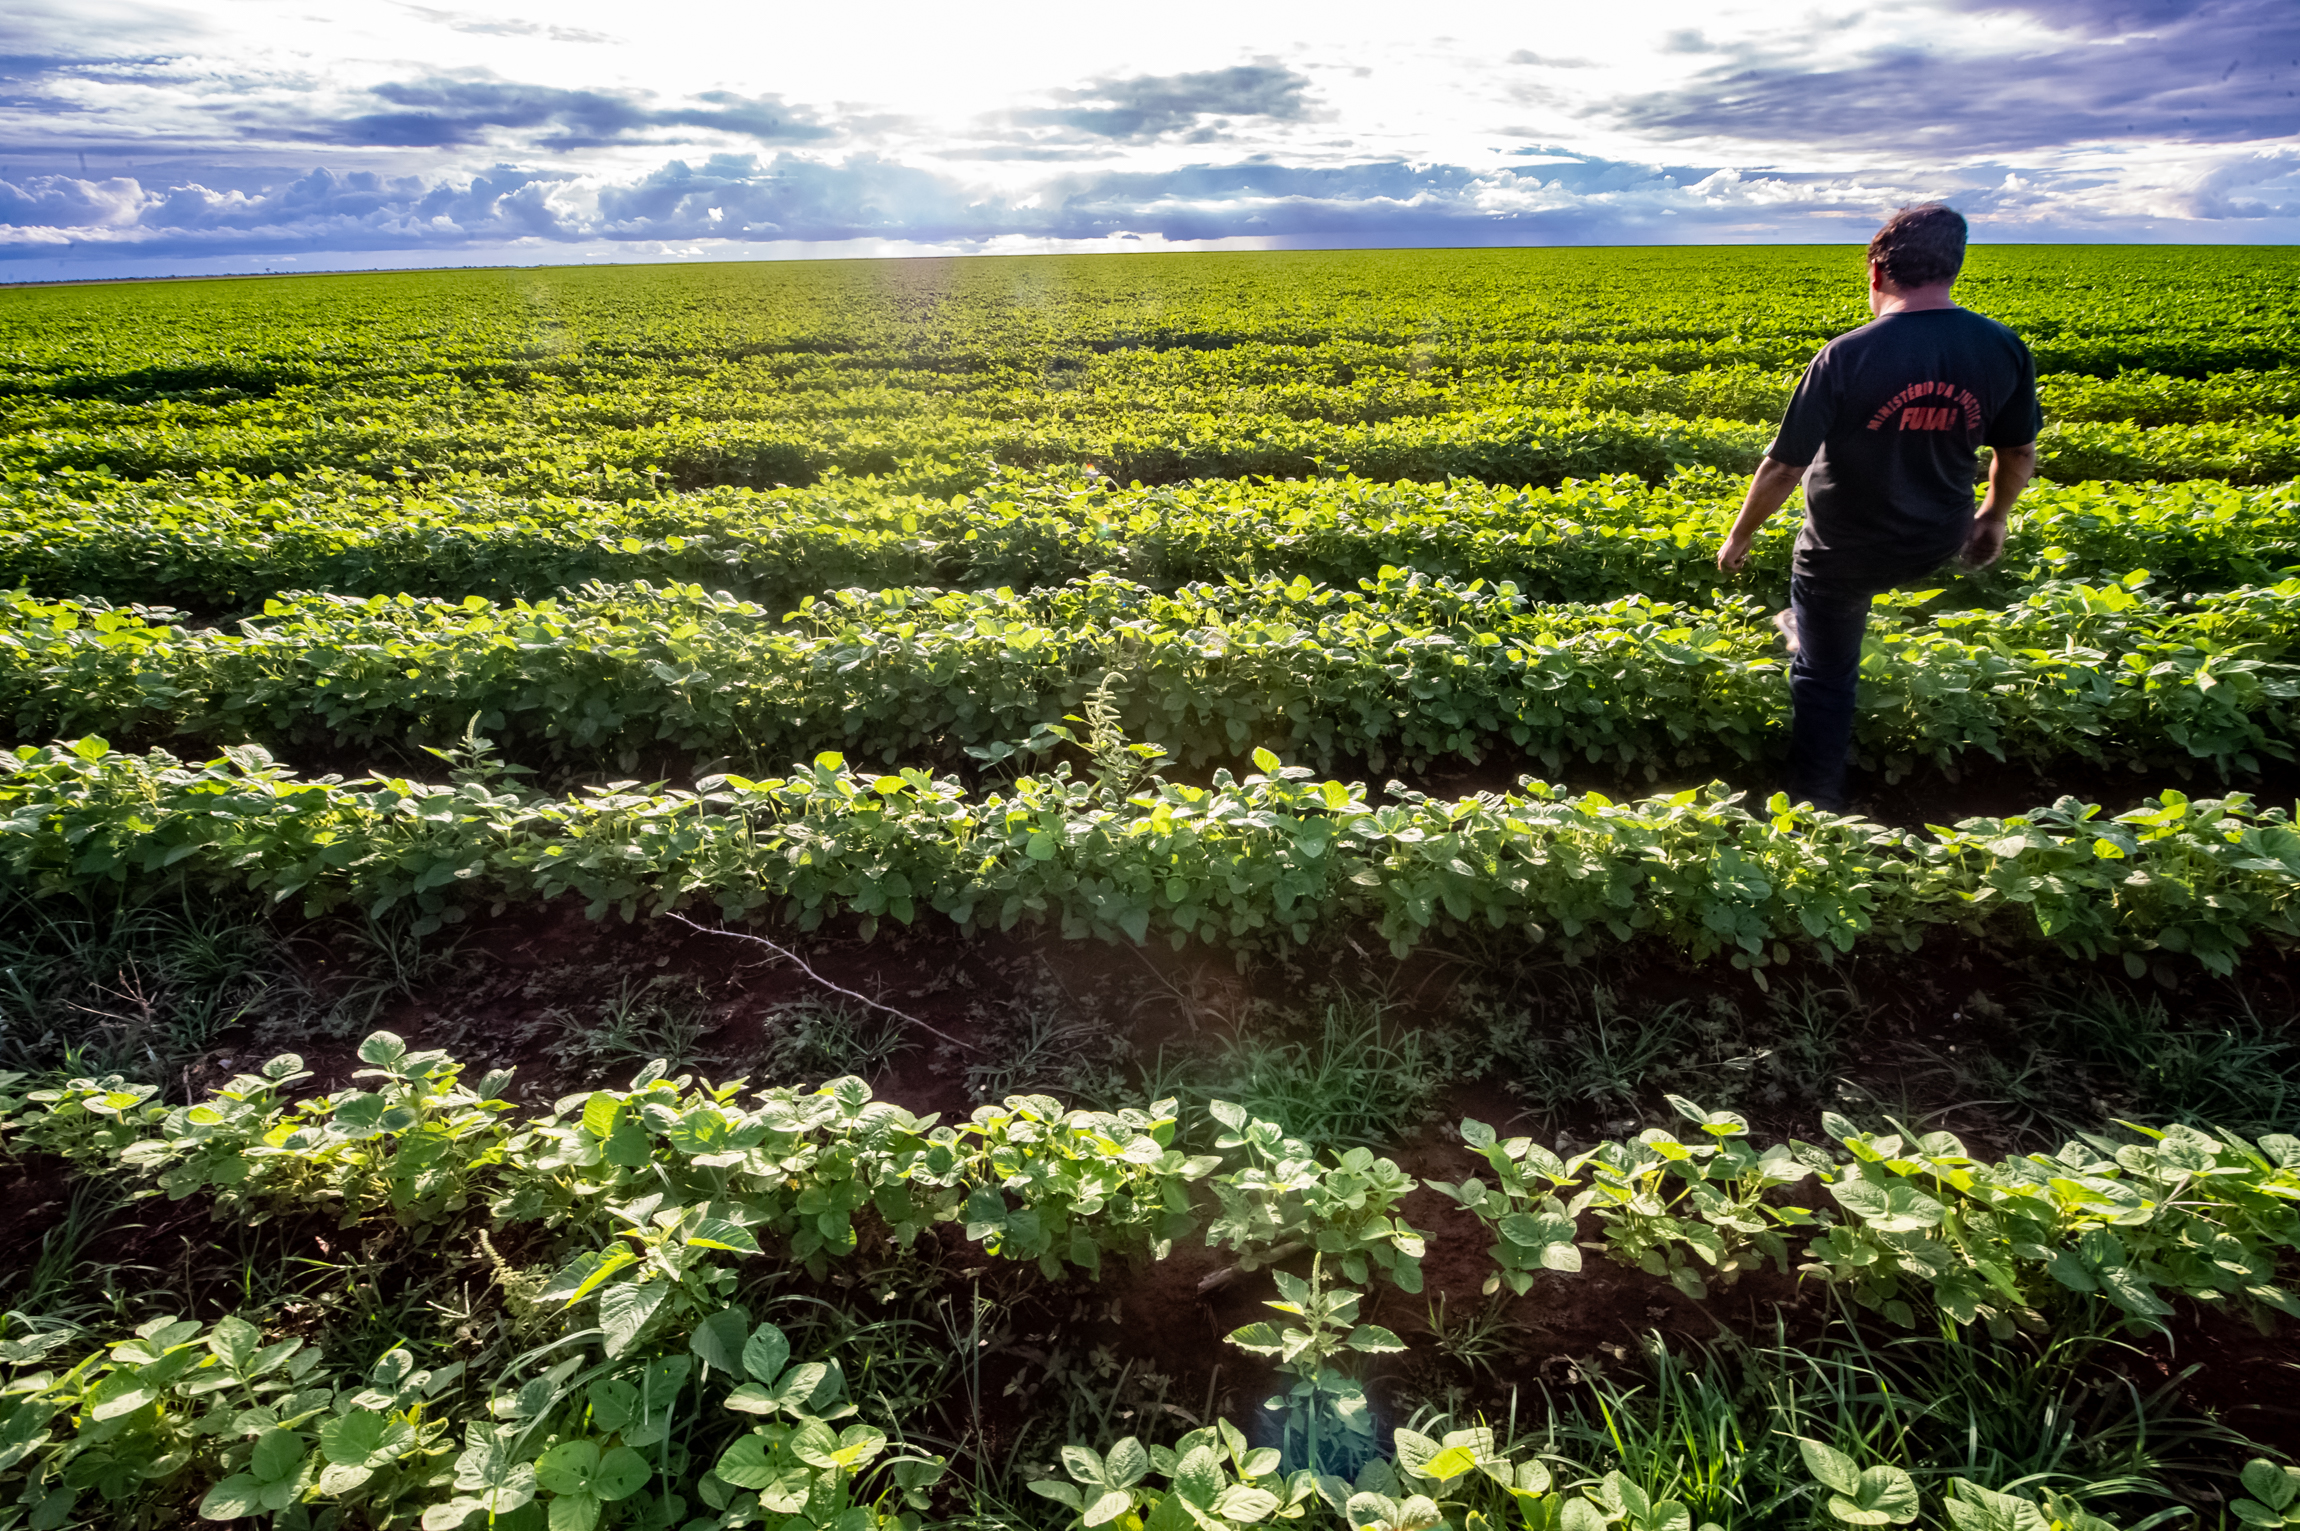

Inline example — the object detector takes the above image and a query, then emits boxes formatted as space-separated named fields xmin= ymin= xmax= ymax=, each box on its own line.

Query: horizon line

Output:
xmin=6 ymin=238 xmax=2297 ymax=292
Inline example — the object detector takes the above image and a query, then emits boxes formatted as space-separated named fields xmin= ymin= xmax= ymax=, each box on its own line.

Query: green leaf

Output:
xmin=198 ymin=1475 xmax=266 ymax=1521
xmin=580 ymin=1094 xmax=621 ymax=1140
xmin=890 ymin=1456 xmax=948 ymax=1494
xmin=88 ymin=1377 xmax=159 ymax=1422
xmin=1030 ymin=1481 xmax=1085 ymax=1511
xmin=559 ymin=1249 xmax=637 ymax=1305
xmin=585 ymin=1379 xmax=637 ymax=1432
xmin=1828 ymin=1466 xmax=1920 ymax=1526
xmin=1797 ymin=1439 xmax=1859 ymax=1498
xmin=596 ymin=1280 xmax=669 ymax=1358
xmin=593 ymin=1447 xmax=650 ymax=1501
xmin=689 ymin=1306 xmax=751 ymax=1377
xmin=685 ymin=1218 xmax=761 ymax=1254
xmin=741 ymin=1323 xmax=791 ymax=1384
xmin=1173 ymin=1446 xmax=1224 ymax=1509
xmin=1225 ymin=1321 xmax=1285 ymax=1355
xmin=456 ymin=1436 xmax=539 ymax=1514
xmin=1561 ymin=1496 xmax=1614 ymax=1531
xmin=420 ymin=1498 xmax=484 ymax=1531
xmin=547 ymin=1493 xmax=601 ymax=1531
xmin=314 ymin=1462 xmax=372 ymax=1497
xmin=1105 ymin=1437 xmax=1149 ymax=1489
xmin=1420 ymin=1446 xmax=1481 ymax=1483
xmin=251 ymin=1428 xmax=304 ymax=1484
xmin=207 ymin=1315 xmax=262 ymax=1371
xmin=536 ymin=1442 xmax=603 ymax=1497
xmin=791 ymin=1422 xmax=887 ymax=1471
xmin=356 ymin=1031 xmax=409 ymax=1069
xmin=2242 ymin=1461 xmax=2300 ymax=1514
xmin=1944 ymin=1483 xmax=2051 ymax=1531
xmin=715 ymin=1435 xmax=778 ymax=1491
xmin=319 ymin=1413 xmax=414 ymax=1470
xmin=1216 ymin=1483 xmax=1283 ymax=1523
xmin=1829 ymin=1178 xmax=1944 ymax=1233
xmin=1084 ymin=1488 xmax=1134 ymax=1526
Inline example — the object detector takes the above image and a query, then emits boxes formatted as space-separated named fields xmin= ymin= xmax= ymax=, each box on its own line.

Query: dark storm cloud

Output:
xmin=315 ymin=78 xmax=837 ymax=150
xmin=1609 ymin=0 xmax=2299 ymax=152
xmin=1010 ymin=65 xmax=1315 ymax=142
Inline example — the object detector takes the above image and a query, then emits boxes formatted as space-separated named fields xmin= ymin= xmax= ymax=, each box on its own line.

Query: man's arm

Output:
xmin=1717 ymin=457 xmax=1805 ymax=572
xmin=1959 ymin=442 xmax=2037 ymax=569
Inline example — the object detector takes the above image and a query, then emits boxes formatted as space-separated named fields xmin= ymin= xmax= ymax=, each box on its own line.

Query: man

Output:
xmin=1716 ymin=202 xmax=2041 ymax=812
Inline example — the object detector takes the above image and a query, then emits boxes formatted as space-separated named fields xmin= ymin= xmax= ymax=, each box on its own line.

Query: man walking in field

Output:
xmin=1716 ymin=203 xmax=2041 ymax=812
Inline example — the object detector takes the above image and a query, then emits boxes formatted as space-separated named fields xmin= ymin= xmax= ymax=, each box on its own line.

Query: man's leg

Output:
xmin=1784 ymin=574 xmax=1876 ymax=811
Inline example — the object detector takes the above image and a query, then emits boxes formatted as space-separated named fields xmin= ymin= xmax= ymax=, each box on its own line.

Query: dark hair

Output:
xmin=1867 ymin=202 xmax=1967 ymax=288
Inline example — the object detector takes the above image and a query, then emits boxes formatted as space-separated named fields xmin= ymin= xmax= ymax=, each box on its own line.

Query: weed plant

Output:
xmin=1480 ymin=985 xmax=1732 ymax=1127
xmin=994 ymin=1293 xmax=1205 ymax=1486
xmin=1468 ymin=975 xmax=1874 ymax=1133
xmin=0 ymin=1179 xmax=135 ymax=1324
xmin=291 ymin=906 xmax=465 ymax=1040
xmin=764 ymin=1293 xmax=959 ymax=1429
xmin=1504 ymin=1316 xmax=2255 ymax=1531
xmin=1420 ymin=1293 xmax=1530 ymax=1381
xmin=1936 ymin=984 xmax=2300 ymax=1144
xmin=961 ymin=989 xmax=1135 ymax=1108
xmin=1188 ymin=999 xmax=1444 ymax=1155
xmin=757 ymin=996 xmax=916 ymax=1085
xmin=2044 ymin=986 xmax=2300 ymax=1136
xmin=0 ymin=890 xmax=291 ymax=1083
xmin=546 ymin=974 xmax=726 ymax=1078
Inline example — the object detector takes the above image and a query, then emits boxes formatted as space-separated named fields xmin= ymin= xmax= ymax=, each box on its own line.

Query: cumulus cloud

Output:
xmin=2166 ymin=146 xmax=2300 ymax=218
xmin=400 ymin=7 xmax=614 ymax=44
xmin=1610 ymin=0 xmax=2300 ymax=152
xmin=20 ymin=140 xmax=2290 ymax=266
xmin=315 ymin=77 xmax=836 ymax=150
xmin=1007 ymin=65 xmax=1315 ymax=143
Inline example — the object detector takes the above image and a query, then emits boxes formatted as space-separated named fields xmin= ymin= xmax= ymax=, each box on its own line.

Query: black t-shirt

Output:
xmin=1766 ymin=307 xmax=2042 ymax=584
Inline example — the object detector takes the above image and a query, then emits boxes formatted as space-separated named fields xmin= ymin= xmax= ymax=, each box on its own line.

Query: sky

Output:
xmin=1 ymin=0 xmax=2296 ymax=279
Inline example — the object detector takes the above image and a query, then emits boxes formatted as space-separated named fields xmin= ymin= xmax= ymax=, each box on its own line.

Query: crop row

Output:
xmin=13 ymin=1036 xmax=2300 ymax=1336
xmin=7 ymin=572 xmax=2292 ymax=781
xmin=2 ymin=402 xmax=1778 ymax=495
xmin=13 ymin=395 xmax=2300 ymax=496
xmin=5 ymin=739 xmax=2296 ymax=975
xmin=9 ymin=1031 xmax=2295 ymax=1531
xmin=1565 ymin=364 xmax=2300 ymax=429
xmin=10 ymin=248 xmax=2293 ymax=390
xmin=5 ymin=468 xmax=2295 ymax=618
xmin=9 ymin=360 xmax=2295 ymax=446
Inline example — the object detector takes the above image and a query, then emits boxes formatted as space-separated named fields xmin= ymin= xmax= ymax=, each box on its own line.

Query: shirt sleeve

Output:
xmin=1985 ymin=339 xmax=2043 ymax=448
xmin=1764 ymin=348 xmax=1836 ymax=468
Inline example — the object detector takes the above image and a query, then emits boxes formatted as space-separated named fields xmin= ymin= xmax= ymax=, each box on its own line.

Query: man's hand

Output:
xmin=1960 ymin=441 xmax=2035 ymax=571
xmin=1720 ymin=457 xmax=1806 ymax=574
xmin=1959 ymin=513 xmax=2007 ymax=570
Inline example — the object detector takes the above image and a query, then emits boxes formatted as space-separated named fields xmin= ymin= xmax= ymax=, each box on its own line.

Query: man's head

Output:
xmin=1867 ymin=202 xmax=1967 ymax=296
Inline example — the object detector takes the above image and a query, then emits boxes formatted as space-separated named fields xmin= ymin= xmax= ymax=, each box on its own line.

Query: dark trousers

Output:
xmin=1786 ymin=572 xmax=1893 ymax=811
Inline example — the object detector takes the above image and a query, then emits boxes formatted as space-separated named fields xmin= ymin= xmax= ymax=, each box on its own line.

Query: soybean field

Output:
xmin=4 ymin=245 xmax=2300 ymax=1531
